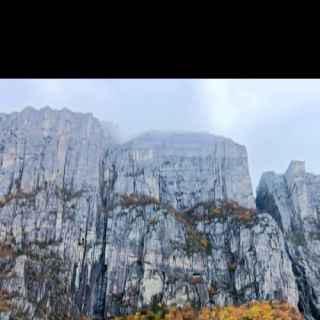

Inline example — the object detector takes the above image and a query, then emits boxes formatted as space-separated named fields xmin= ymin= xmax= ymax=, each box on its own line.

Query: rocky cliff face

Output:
xmin=0 ymin=107 xmax=301 ymax=319
xmin=0 ymin=107 xmax=111 ymax=319
xmin=99 ymin=132 xmax=298 ymax=317
xmin=257 ymin=161 xmax=320 ymax=320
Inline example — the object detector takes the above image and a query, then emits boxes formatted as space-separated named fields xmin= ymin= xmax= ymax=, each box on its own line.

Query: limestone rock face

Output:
xmin=103 ymin=207 xmax=299 ymax=315
xmin=114 ymin=131 xmax=256 ymax=209
xmin=0 ymin=107 xmax=110 ymax=319
xmin=257 ymin=161 xmax=320 ymax=320
xmin=0 ymin=108 xmax=299 ymax=319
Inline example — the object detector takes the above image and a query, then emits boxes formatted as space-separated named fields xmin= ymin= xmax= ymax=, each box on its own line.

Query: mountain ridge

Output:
xmin=0 ymin=107 xmax=317 ymax=320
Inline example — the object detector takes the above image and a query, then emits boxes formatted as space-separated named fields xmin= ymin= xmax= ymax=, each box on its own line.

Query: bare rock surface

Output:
xmin=257 ymin=161 xmax=320 ymax=320
xmin=0 ymin=107 xmax=303 ymax=319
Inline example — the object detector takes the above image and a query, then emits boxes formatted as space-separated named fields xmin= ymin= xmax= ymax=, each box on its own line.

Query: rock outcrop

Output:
xmin=114 ymin=131 xmax=256 ymax=210
xmin=0 ymin=107 xmax=301 ymax=319
xmin=257 ymin=161 xmax=320 ymax=320
xmin=0 ymin=107 xmax=110 ymax=319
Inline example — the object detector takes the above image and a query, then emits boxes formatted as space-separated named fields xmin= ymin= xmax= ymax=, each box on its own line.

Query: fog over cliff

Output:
xmin=1 ymin=79 xmax=320 ymax=192
xmin=0 ymin=102 xmax=319 ymax=319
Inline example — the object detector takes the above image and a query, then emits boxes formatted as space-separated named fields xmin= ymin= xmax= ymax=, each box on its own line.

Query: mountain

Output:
xmin=0 ymin=107 xmax=311 ymax=319
xmin=257 ymin=161 xmax=320 ymax=320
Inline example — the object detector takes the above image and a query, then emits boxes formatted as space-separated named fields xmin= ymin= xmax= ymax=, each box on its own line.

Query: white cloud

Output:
xmin=200 ymin=79 xmax=320 ymax=139
xmin=1 ymin=79 xmax=320 ymax=192
xmin=199 ymin=79 xmax=320 ymax=191
xmin=200 ymin=80 xmax=260 ymax=136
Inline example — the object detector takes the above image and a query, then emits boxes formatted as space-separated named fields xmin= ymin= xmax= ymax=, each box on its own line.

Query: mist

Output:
xmin=0 ymin=78 xmax=319 ymax=192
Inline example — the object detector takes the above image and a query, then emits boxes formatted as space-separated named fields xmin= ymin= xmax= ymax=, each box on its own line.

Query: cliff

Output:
xmin=257 ymin=161 xmax=320 ymax=320
xmin=0 ymin=107 xmax=302 ymax=319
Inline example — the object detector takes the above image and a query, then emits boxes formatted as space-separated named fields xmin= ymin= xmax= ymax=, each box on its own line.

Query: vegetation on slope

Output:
xmin=120 ymin=193 xmax=256 ymax=257
xmin=112 ymin=301 xmax=303 ymax=320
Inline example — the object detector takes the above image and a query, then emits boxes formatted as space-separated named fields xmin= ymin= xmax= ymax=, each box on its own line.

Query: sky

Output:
xmin=0 ymin=79 xmax=319 ymax=193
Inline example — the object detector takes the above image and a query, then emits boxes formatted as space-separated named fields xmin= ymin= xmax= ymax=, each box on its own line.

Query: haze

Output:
xmin=0 ymin=79 xmax=319 ymax=193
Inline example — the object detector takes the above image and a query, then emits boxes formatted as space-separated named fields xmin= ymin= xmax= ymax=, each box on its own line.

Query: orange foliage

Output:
xmin=0 ymin=289 xmax=11 ymax=313
xmin=120 ymin=193 xmax=160 ymax=208
xmin=237 ymin=211 xmax=253 ymax=222
xmin=112 ymin=301 xmax=303 ymax=320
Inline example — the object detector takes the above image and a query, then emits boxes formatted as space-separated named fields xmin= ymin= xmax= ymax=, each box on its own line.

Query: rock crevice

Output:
xmin=0 ymin=108 xmax=312 ymax=319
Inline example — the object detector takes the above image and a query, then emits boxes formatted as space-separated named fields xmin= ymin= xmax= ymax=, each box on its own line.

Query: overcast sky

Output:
xmin=0 ymin=79 xmax=319 ymax=192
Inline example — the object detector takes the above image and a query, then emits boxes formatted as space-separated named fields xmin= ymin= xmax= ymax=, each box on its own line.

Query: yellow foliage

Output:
xmin=212 ymin=208 xmax=221 ymax=215
xmin=112 ymin=301 xmax=303 ymax=320
xmin=208 ymin=286 xmax=216 ymax=297
xmin=200 ymin=238 xmax=209 ymax=248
